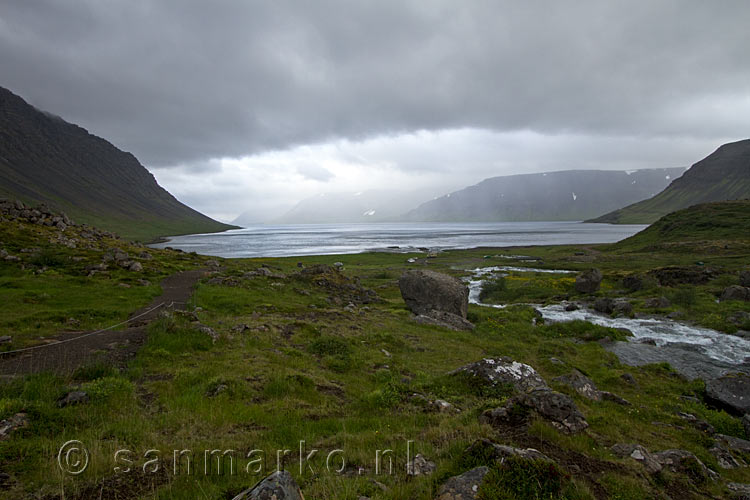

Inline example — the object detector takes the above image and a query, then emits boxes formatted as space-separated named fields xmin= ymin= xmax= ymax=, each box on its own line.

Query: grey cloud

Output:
xmin=1 ymin=1 xmax=748 ymax=168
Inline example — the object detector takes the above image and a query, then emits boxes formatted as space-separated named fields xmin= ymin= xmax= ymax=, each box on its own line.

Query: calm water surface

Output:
xmin=150 ymin=222 xmax=647 ymax=258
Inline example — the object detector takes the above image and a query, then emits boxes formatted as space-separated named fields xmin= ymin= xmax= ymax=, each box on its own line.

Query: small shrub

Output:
xmin=479 ymin=276 xmax=507 ymax=303
xmin=72 ymin=362 xmax=118 ymax=382
xmin=669 ymin=287 xmax=697 ymax=308
xmin=308 ymin=336 xmax=351 ymax=357
xmin=83 ymin=376 xmax=134 ymax=400
xmin=540 ymin=320 xmax=631 ymax=342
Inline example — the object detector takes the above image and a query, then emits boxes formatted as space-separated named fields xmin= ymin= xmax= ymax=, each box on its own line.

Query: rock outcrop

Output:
xmin=452 ymin=358 xmax=549 ymax=394
xmin=435 ymin=466 xmax=488 ymax=500
xmin=481 ymin=390 xmax=589 ymax=434
xmin=231 ymin=470 xmax=304 ymax=500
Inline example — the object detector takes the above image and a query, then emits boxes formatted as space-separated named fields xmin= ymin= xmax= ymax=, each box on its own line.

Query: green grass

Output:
xmin=1 ymin=207 xmax=750 ymax=498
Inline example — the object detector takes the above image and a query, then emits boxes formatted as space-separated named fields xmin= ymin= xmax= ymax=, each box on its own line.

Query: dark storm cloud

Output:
xmin=1 ymin=1 xmax=748 ymax=167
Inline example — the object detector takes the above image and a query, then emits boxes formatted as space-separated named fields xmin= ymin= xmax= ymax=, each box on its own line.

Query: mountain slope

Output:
xmin=403 ymin=168 xmax=685 ymax=222
xmin=590 ymin=139 xmax=750 ymax=224
xmin=0 ymin=86 xmax=235 ymax=240
xmin=609 ymin=200 xmax=750 ymax=252
xmin=243 ymin=189 xmax=439 ymax=225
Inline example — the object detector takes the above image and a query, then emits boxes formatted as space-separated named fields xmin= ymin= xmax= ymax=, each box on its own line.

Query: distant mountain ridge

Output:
xmin=0 ymin=86 xmax=235 ymax=240
xmin=402 ymin=168 xmax=686 ymax=222
xmin=590 ymin=139 xmax=750 ymax=224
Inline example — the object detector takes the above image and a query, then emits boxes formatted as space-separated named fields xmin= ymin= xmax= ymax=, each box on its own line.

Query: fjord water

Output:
xmin=151 ymin=221 xmax=646 ymax=258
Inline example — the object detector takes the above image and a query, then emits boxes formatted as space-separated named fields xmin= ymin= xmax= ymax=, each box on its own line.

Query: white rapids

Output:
xmin=466 ymin=266 xmax=750 ymax=369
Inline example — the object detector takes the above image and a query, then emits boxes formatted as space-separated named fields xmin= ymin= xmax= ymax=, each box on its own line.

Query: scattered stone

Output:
xmin=715 ymin=434 xmax=750 ymax=455
xmin=137 ymin=279 xmax=151 ymax=286
xmin=722 ymin=286 xmax=750 ymax=302
xmin=601 ymin=391 xmax=632 ymax=406
xmin=432 ymin=399 xmax=456 ymax=413
xmin=740 ymin=271 xmax=750 ymax=288
xmin=549 ymin=357 xmax=565 ymax=365
xmin=381 ymin=349 xmax=391 ymax=358
xmin=333 ymin=262 xmax=344 ymax=270
xmin=481 ymin=390 xmax=588 ymax=434
xmin=464 ymin=438 xmax=550 ymax=462
xmin=622 ymin=275 xmax=643 ymax=292
xmin=652 ymin=449 xmax=718 ymax=482
xmin=677 ymin=412 xmax=715 ymax=435
xmin=705 ymin=373 xmax=750 ymax=415
xmin=574 ymin=268 xmax=603 ymax=294
xmin=196 ymin=324 xmax=219 ymax=343
xmin=620 ymin=373 xmax=637 ymax=385
xmin=435 ymin=466 xmax=489 ymax=500
xmin=205 ymin=259 xmax=221 ymax=268
xmin=564 ymin=302 xmax=579 ymax=311
xmin=644 ymin=296 xmax=671 ymax=309
xmin=0 ymin=335 xmax=11 ymax=344
xmin=399 ymin=270 xmax=469 ymax=318
xmin=709 ymin=445 xmax=743 ymax=469
xmin=138 ymin=251 xmax=153 ymax=260
xmin=232 ymin=324 xmax=251 ymax=333
xmin=128 ymin=261 xmax=143 ymax=272
xmin=648 ymin=266 xmax=716 ymax=286
xmin=452 ymin=357 xmax=550 ymax=394
xmin=610 ymin=443 xmax=662 ymax=474
xmin=406 ymin=454 xmax=436 ymax=476
xmin=0 ymin=413 xmax=29 ymax=441
xmin=743 ymin=414 xmax=750 ymax=437
xmin=727 ymin=483 xmax=750 ymax=499
xmin=206 ymin=383 xmax=228 ymax=397
xmin=118 ymin=283 xmax=131 ymax=288
xmin=57 ymin=391 xmax=89 ymax=408
xmin=231 ymin=470 xmax=304 ymax=500
xmin=414 ymin=310 xmax=475 ymax=331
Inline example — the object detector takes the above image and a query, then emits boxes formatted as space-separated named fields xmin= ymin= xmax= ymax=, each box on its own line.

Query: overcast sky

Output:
xmin=2 ymin=1 xmax=749 ymax=222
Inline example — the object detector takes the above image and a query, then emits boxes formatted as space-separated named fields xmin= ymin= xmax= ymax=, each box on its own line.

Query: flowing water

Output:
xmin=466 ymin=267 xmax=750 ymax=380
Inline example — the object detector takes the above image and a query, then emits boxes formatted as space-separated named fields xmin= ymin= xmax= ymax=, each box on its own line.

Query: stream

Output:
xmin=465 ymin=266 xmax=750 ymax=380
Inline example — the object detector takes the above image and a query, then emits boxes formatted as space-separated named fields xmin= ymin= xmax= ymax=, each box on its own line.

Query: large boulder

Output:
xmin=721 ymin=286 xmax=750 ymax=302
xmin=231 ymin=470 xmax=304 ymax=500
xmin=435 ymin=466 xmax=489 ymax=500
xmin=451 ymin=357 xmax=550 ymax=394
xmin=575 ymin=269 xmax=603 ymax=294
xmin=399 ymin=270 xmax=469 ymax=318
xmin=705 ymin=373 xmax=750 ymax=415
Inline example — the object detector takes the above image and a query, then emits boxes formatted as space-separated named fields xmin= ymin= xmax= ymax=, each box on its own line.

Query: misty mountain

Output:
xmin=589 ymin=139 xmax=750 ymax=224
xmin=402 ymin=169 xmax=686 ymax=222
xmin=235 ymin=189 xmax=441 ymax=225
xmin=0 ymin=86 xmax=235 ymax=241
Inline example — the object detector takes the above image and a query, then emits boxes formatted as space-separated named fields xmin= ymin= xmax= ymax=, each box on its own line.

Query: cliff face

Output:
xmin=590 ymin=139 xmax=750 ymax=224
xmin=0 ymin=86 xmax=235 ymax=240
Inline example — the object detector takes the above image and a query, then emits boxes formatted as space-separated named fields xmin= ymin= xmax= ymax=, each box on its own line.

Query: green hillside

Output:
xmin=609 ymin=200 xmax=750 ymax=252
xmin=0 ymin=86 xmax=236 ymax=241
xmin=590 ymin=139 xmax=750 ymax=224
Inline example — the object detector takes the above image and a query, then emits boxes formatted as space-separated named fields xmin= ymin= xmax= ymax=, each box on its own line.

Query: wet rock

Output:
xmin=652 ymin=449 xmax=718 ymax=482
xmin=709 ymin=445 xmax=743 ymax=469
xmin=57 ymin=391 xmax=89 ymax=408
xmin=593 ymin=297 xmax=614 ymax=314
xmin=451 ymin=357 xmax=549 ymax=394
xmin=564 ymin=302 xmax=579 ymax=311
xmin=722 ymin=286 xmax=750 ymax=302
xmin=435 ymin=466 xmax=489 ymax=500
xmin=575 ymin=268 xmax=602 ymax=294
xmin=0 ymin=413 xmax=28 ymax=440
xmin=415 ymin=310 xmax=475 ymax=331
xmin=644 ymin=296 xmax=671 ymax=308
xmin=399 ymin=270 xmax=469 ymax=318
xmin=705 ymin=373 xmax=750 ymax=415
xmin=231 ymin=470 xmax=304 ymax=500
xmin=406 ymin=454 xmax=436 ymax=476
xmin=610 ymin=443 xmax=662 ymax=474
xmin=612 ymin=299 xmax=633 ymax=316
xmin=622 ymin=275 xmax=643 ymax=292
